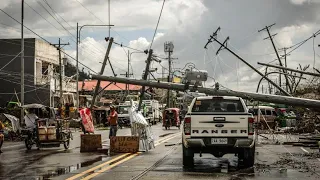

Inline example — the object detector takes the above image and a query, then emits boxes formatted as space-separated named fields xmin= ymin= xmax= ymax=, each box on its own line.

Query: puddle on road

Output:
xmin=38 ymin=156 xmax=109 ymax=179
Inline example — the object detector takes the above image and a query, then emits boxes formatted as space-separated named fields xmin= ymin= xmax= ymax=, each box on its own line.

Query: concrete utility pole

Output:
xmin=52 ymin=38 xmax=69 ymax=105
xmin=204 ymin=30 xmax=291 ymax=96
xmin=91 ymin=37 xmax=114 ymax=110
xmin=138 ymin=49 xmax=153 ymax=111
xmin=120 ymin=50 xmax=133 ymax=94
xmin=167 ymin=51 xmax=171 ymax=107
xmin=21 ymin=0 xmax=24 ymax=124
xmin=91 ymin=75 xmax=320 ymax=108
xmin=258 ymin=23 xmax=292 ymax=93
xmin=76 ymin=23 xmax=79 ymax=115
xmin=164 ymin=42 xmax=174 ymax=108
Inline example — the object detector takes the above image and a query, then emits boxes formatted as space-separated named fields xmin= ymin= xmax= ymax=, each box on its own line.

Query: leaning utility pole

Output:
xmin=21 ymin=0 xmax=24 ymax=124
xmin=91 ymin=37 xmax=114 ymax=110
xmin=205 ymin=28 xmax=291 ymax=96
xmin=258 ymin=24 xmax=292 ymax=93
xmin=138 ymin=49 xmax=153 ymax=111
xmin=52 ymin=39 xmax=69 ymax=105
xmin=164 ymin=42 xmax=174 ymax=108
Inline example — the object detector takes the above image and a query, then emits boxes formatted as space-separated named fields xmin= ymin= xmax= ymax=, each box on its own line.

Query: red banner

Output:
xmin=80 ymin=108 xmax=95 ymax=133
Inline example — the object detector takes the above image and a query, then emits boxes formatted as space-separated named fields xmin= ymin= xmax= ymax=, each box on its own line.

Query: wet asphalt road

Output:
xmin=1 ymin=124 xmax=320 ymax=180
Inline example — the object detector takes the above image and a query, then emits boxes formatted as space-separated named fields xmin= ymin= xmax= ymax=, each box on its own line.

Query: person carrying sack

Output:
xmin=108 ymin=106 xmax=118 ymax=139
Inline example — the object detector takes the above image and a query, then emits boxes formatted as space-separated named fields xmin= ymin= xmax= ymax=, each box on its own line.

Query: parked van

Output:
xmin=247 ymin=105 xmax=278 ymax=129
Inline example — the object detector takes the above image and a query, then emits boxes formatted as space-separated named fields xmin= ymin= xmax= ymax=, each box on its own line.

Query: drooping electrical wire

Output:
xmin=0 ymin=51 xmax=22 ymax=71
xmin=149 ymin=0 xmax=166 ymax=50
xmin=0 ymin=8 xmax=98 ymax=74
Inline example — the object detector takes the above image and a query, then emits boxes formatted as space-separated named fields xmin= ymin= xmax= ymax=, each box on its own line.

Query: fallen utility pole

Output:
xmin=91 ymin=37 xmax=114 ymax=110
xmin=205 ymin=31 xmax=291 ymax=96
xmin=138 ymin=49 xmax=153 ymax=111
xmin=90 ymin=75 xmax=320 ymax=108
xmin=258 ymin=62 xmax=320 ymax=77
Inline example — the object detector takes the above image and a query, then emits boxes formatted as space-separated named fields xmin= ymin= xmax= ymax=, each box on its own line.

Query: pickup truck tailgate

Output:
xmin=190 ymin=113 xmax=249 ymax=137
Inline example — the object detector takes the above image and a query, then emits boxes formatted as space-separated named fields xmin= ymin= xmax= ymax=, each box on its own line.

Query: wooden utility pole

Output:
xmin=52 ymin=38 xmax=69 ymax=105
xmin=138 ymin=49 xmax=153 ymax=111
xmin=205 ymin=30 xmax=291 ymax=96
xmin=258 ymin=24 xmax=292 ymax=93
xmin=91 ymin=37 xmax=114 ymax=110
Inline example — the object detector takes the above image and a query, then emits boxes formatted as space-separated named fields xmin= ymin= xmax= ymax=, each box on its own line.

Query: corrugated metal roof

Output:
xmin=79 ymin=80 xmax=142 ymax=91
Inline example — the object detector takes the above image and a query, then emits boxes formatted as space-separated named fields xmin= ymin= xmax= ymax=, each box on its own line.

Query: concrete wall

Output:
xmin=35 ymin=39 xmax=60 ymax=65
xmin=0 ymin=38 xmax=51 ymax=107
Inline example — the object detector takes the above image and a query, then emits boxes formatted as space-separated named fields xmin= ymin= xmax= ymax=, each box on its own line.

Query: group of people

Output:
xmin=0 ymin=105 xmax=119 ymax=154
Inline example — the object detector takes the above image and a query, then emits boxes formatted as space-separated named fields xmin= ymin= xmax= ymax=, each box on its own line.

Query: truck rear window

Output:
xmin=192 ymin=99 xmax=245 ymax=112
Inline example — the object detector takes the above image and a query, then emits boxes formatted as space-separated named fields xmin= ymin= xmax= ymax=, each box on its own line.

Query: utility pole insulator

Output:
xmin=216 ymin=36 xmax=229 ymax=55
xmin=204 ymin=27 xmax=220 ymax=49
xmin=215 ymin=82 xmax=219 ymax=90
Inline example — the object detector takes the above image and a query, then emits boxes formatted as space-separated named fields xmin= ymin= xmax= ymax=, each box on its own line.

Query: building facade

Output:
xmin=0 ymin=38 xmax=76 ymax=107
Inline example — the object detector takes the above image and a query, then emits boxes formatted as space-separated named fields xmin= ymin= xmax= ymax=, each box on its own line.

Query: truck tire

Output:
xmin=238 ymin=145 xmax=255 ymax=168
xmin=182 ymin=144 xmax=194 ymax=167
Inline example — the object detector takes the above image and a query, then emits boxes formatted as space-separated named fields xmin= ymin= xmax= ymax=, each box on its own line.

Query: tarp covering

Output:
xmin=79 ymin=108 xmax=95 ymax=133
xmin=129 ymin=100 xmax=155 ymax=152
xmin=21 ymin=103 xmax=46 ymax=109
xmin=2 ymin=113 xmax=20 ymax=133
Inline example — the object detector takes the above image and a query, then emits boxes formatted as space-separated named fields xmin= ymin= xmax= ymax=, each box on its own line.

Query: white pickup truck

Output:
xmin=182 ymin=96 xmax=255 ymax=168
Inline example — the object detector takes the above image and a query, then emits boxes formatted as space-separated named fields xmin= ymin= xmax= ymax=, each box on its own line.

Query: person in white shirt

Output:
xmin=24 ymin=109 xmax=39 ymax=129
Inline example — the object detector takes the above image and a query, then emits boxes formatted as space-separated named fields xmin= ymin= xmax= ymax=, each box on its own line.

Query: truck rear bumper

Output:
xmin=184 ymin=137 xmax=254 ymax=149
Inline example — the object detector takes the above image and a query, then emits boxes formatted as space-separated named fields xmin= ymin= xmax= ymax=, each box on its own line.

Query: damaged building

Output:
xmin=0 ymin=38 xmax=76 ymax=107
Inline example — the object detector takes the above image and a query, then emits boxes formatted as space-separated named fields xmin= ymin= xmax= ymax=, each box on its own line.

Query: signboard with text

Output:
xmin=110 ymin=136 xmax=139 ymax=153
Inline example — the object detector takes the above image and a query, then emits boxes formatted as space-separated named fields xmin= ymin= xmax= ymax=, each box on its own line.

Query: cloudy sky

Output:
xmin=1 ymin=0 xmax=320 ymax=93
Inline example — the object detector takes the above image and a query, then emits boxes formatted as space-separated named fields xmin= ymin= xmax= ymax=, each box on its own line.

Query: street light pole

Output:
xmin=76 ymin=23 xmax=114 ymax=113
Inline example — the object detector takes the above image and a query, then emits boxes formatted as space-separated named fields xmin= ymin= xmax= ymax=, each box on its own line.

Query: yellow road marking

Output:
xmin=154 ymin=133 xmax=181 ymax=146
xmin=66 ymin=153 xmax=131 ymax=180
xmin=69 ymin=132 xmax=181 ymax=180
xmin=82 ymin=153 xmax=139 ymax=180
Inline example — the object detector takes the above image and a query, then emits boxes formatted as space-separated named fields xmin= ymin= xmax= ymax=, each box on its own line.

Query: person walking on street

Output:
xmin=0 ymin=119 xmax=5 ymax=153
xmin=108 ymin=106 xmax=118 ymax=139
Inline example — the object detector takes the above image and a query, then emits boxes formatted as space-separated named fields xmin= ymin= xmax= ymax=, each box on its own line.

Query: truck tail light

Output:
xmin=184 ymin=117 xmax=191 ymax=135
xmin=248 ymin=117 xmax=254 ymax=135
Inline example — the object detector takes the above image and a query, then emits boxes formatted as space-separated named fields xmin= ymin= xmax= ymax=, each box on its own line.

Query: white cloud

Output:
xmin=1 ymin=0 xmax=320 ymax=94
xmin=290 ymin=0 xmax=308 ymax=5
xmin=275 ymin=24 xmax=314 ymax=47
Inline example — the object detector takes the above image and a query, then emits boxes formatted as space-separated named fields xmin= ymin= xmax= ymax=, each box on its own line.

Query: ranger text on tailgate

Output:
xmin=182 ymin=96 xmax=255 ymax=168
